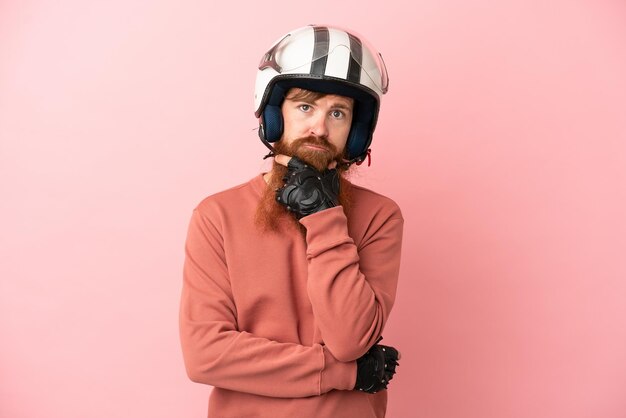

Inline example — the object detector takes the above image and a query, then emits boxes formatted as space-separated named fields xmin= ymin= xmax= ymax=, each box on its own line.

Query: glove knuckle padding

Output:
xmin=353 ymin=343 xmax=401 ymax=393
xmin=354 ymin=343 xmax=400 ymax=393
xmin=275 ymin=157 xmax=340 ymax=218
xmin=381 ymin=345 xmax=399 ymax=382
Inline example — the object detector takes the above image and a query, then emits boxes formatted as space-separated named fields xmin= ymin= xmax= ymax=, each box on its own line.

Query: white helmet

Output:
xmin=254 ymin=24 xmax=389 ymax=165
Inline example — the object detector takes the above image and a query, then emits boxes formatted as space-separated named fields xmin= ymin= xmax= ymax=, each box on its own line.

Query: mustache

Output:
xmin=291 ymin=136 xmax=337 ymax=153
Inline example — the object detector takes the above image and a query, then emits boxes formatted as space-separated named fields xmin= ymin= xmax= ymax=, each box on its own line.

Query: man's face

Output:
xmin=276 ymin=88 xmax=354 ymax=171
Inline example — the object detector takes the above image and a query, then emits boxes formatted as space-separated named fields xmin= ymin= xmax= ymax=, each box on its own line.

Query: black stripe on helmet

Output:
xmin=347 ymin=33 xmax=362 ymax=83
xmin=310 ymin=26 xmax=329 ymax=76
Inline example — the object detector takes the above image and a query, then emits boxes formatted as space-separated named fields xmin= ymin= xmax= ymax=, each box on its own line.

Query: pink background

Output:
xmin=1 ymin=1 xmax=625 ymax=417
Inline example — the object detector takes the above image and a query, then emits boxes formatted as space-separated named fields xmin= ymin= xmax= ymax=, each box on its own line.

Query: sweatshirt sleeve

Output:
xmin=179 ymin=207 xmax=356 ymax=398
xmin=299 ymin=204 xmax=404 ymax=362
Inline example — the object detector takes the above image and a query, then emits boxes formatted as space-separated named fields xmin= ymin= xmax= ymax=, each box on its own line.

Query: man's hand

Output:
xmin=354 ymin=343 xmax=401 ymax=394
xmin=274 ymin=156 xmax=339 ymax=219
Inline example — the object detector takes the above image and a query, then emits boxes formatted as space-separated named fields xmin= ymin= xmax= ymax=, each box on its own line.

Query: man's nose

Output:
xmin=309 ymin=113 xmax=329 ymax=139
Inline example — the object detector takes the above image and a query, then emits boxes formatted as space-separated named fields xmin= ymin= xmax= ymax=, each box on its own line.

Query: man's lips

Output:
xmin=303 ymin=144 xmax=329 ymax=152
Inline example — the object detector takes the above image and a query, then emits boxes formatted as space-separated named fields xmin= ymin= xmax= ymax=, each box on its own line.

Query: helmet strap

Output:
xmin=354 ymin=148 xmax=372 ymax=167
xmin=258 ymin=125 xmax=278 ymax=159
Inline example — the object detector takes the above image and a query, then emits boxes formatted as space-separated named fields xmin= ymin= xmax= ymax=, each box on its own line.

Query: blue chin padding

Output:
xmin=345 ymin=101 xmax=371 ymax=161
xmin=262 ymin=104 xmax=283 ymax=142
xmin=347 ymin=124 xmax=368 ymax=161
xmin=261 ymin=83 xmax=287 ymax=142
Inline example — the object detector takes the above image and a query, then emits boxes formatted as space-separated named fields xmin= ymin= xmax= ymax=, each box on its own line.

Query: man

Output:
xmin=180 ymin=25 xmax=403 ymax=418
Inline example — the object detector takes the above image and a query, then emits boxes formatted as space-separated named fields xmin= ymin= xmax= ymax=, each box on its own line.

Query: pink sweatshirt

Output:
xmin=180 ymin=173 xmax=404 ymax=418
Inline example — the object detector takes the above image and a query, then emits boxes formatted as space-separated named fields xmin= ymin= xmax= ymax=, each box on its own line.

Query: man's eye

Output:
xmin=331 ymin=110 xmax=344 ymax=118
xmin=299 ymin=104 xmax=311 ymax=112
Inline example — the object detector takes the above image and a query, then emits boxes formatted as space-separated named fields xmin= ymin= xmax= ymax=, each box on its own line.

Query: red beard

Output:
xmin=254 ymin=136 xmax=353 ymax=234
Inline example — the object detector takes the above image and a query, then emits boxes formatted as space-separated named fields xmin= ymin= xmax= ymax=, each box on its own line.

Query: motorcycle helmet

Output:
xmin=254 ymin=24 xmax=389 ymax=165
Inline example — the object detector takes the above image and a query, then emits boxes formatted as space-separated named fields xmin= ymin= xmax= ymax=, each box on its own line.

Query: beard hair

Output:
xmin=254 ymin=136 xmax=353 ymax=234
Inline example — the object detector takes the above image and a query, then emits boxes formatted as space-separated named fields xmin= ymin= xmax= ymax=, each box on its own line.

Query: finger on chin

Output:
xmin=274 ymin=154 xmax=291 ymax=167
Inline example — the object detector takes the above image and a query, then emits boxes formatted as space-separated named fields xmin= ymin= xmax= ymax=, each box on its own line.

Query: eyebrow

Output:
xmin=330 ymin=103 xmax=353 ymax=111
xmin=288 ymin=97 xmax=353 ymax=112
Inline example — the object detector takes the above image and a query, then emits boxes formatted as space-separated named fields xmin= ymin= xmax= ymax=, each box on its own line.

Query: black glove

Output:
xmin=275 ymin=157 xmax=339 ymax=219
xmin=354 ymin=343 xmax=400 ymax=394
